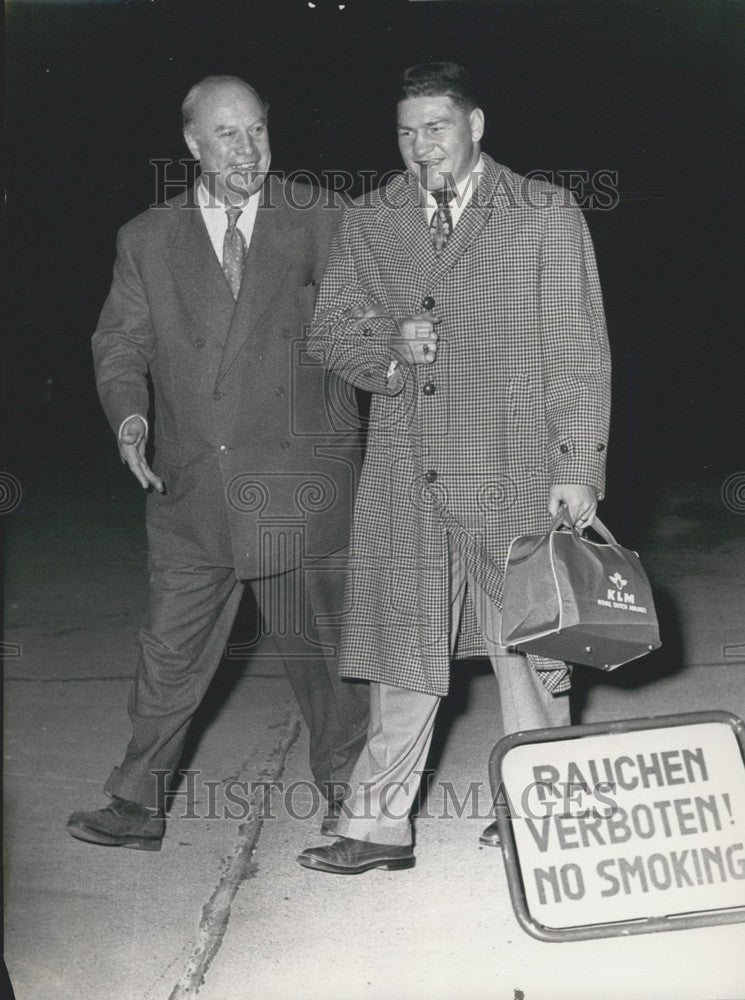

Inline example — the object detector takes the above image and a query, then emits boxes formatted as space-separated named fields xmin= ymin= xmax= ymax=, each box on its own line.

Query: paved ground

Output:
xmin=4 ymin=460 xmax=745 ymax=1000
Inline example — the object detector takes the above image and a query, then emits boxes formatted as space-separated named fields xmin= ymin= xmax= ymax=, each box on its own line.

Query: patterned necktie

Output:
xmin=430 ymin=187 xmax=454 ymax=253
xmin=222 ymin=207 xmax=247 ymax=299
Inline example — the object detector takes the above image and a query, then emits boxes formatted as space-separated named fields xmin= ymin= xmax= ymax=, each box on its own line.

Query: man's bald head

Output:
xmin=182 ymin=75 xmax=265 ymax=136
xmin=182 ymin=75 xmax=271 ymax=204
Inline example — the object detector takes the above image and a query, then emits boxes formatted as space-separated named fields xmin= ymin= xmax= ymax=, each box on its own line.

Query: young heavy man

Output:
xmin=298 ymin=62 xmax=611 ymax=874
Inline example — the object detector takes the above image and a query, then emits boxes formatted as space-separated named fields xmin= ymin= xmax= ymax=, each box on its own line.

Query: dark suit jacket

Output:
xmin=92 ymin=177 xmax=362 ymax=579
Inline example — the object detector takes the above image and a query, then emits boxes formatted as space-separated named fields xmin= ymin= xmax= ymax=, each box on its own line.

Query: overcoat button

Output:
xmin=596 ymin=442 xmax=606 ymax=452
xmin=560 ymin=444 xmax=569 ymax=454
xmin=424 ymin=470 xmax=437 ymax=483
xmin=422 ymin=381 xmax=436 ymax=395
xmin=362 ymin=327 xmax=372 ymax=337
xmin=212 ymin=391 xmax=224 ymax=400
xmin=422 ymin=296 xmax=435 ymax=311
xmin=194 ymin=338 xmax=205 ymax=348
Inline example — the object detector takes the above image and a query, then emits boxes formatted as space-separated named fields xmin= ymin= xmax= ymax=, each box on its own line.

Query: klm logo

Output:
xmin=607 ymin=572 xmax=634 ymax=604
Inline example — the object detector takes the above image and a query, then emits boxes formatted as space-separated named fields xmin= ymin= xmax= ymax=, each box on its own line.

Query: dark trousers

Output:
xmin=104 ymin=554 xmax=369 ymax=808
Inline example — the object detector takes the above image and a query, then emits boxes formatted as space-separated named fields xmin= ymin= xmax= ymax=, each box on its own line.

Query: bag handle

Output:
xmin=551 ymin=503 xmax=618 ymax=545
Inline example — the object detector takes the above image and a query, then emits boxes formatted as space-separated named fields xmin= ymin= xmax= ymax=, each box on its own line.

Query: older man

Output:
xmin=299 ymin=62 xmax=611 ymax=874
xmin=67 ymin=76 xmax=368 ymax=851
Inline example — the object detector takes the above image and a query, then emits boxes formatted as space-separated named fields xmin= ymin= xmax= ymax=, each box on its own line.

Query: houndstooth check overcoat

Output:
xmin=309 ymin=155 xmax=611 ymax=697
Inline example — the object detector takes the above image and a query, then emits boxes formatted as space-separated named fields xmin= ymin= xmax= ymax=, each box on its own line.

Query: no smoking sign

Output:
xmin=489 ymin=711 xmax=745 ymax=940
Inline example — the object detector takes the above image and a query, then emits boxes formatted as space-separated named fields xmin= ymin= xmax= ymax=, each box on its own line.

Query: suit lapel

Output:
xmin=166 ymin=190 xmax=236 ymax=346
xmin=387 ymin=173 xmax=439 ymax=280
xmin=426 ymin=157 xmax=512 ymax=286
xmin=214 ymin=176 xmax=297 ymax=387
xmin=387 ymin=157 xmax=517 ymax=289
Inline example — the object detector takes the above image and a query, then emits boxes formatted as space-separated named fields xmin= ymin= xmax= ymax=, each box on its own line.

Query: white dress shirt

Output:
xmin=196 ymin=179 xmax=260 ymax=262
xmin=422 ymin=153 xmax=484 ymax=228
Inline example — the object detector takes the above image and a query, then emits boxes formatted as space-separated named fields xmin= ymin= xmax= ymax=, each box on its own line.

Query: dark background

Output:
xmin=5 ymin=0 xmax=744 ymax=503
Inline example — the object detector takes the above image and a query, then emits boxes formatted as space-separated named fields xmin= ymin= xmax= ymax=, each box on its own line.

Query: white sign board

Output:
xmin=497 ymin=718 xmax=745 ymax=935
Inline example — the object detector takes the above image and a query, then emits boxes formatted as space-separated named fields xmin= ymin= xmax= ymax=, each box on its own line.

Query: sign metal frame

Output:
xmin=488 ymin=710 xmax=745 ymax=941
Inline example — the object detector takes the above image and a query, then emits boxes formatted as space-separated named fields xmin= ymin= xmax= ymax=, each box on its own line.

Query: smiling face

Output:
xmin=397 ymin=94 xmax=484 ymax=193
xmin=184 ymin=82 xmax=271 ymax=204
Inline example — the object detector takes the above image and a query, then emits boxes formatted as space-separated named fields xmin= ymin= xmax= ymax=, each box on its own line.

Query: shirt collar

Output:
xmin=196 ymin=179 xmax=257 ymax=211
xmin=423 ymin=154 xmax=484 ymax=212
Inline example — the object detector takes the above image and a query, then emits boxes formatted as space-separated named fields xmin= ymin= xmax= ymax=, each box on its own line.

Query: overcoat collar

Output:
xmin=385 ymin=154 xmax=518 ymax=286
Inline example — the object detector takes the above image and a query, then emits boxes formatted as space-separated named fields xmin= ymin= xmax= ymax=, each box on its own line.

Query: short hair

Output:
xmin=397 ymin=62 xmax=478 ymax=113
xmin=182 ymin=75 xmax=265 ymax=134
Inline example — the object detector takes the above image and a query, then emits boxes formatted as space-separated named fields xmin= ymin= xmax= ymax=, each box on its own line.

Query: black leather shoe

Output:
xmin=479 ymin=821 xmax=501 ymax=847
xmin=67 ymin=797 xmax=165 ymax=851
xmin=298 ymin=836 xmax=415 ymax=874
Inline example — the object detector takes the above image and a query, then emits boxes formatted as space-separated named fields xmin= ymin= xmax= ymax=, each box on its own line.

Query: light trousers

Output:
xmin=335 ymin=547 xmax=570 ymax=845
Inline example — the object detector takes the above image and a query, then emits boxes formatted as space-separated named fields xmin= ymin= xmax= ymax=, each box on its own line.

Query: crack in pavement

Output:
xmin=163 ymin=705 xmax=302 ymax=1000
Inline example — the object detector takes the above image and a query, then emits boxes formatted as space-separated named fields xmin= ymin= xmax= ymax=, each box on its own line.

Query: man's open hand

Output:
xmin=549 ymin=484 xmax=597 ymax=531
xmin=118 ymin=416 xmax=164 ymax=492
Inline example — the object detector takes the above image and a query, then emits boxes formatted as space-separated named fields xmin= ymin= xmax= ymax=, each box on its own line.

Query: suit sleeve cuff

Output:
xmin=118 ymin=414 xmax=148 ymax=441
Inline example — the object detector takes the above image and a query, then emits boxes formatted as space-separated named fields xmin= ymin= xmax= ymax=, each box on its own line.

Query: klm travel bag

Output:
xmin=500 ymin=507 xmax=661 ymax=670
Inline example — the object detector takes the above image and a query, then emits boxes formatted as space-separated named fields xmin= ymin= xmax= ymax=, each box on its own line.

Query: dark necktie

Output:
xmin=430 ymin=188 xmax=454 ymax=253
xmin=222 ymin=207 xmax=247 ymax=299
